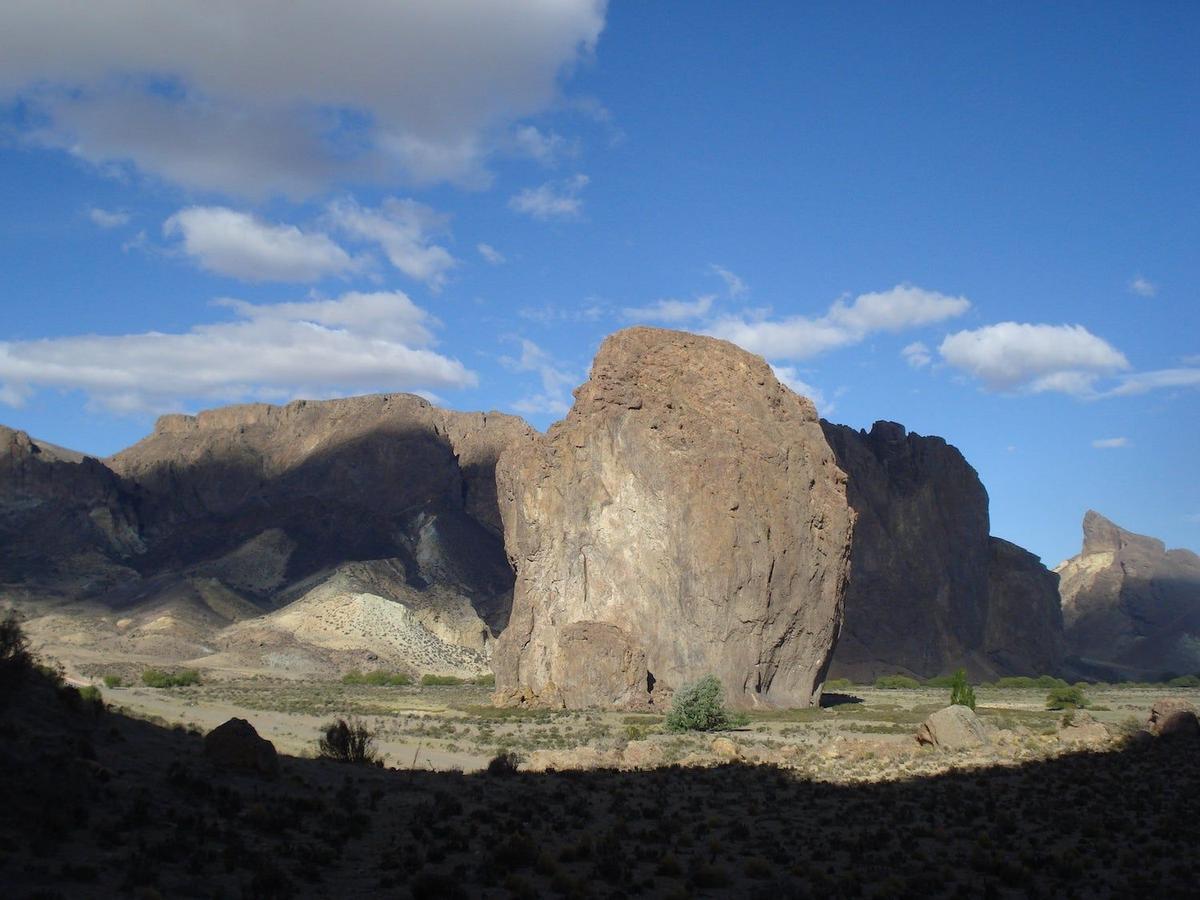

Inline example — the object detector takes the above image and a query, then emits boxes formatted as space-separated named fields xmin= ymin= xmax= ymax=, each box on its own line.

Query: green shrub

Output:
xmin=824 ymin=677 xmax=853 ymax=690
xmin=665 ymin=675 xmax=747 ymax=732
xmin=102 ymin=674 xmax=123 ymax=689
xmin=949 ymin=668 xmax=976 ymax=710
xmin=141 ymin=668 xmax=201 ymax=688
xmin=1166 ymin=674 xmax=1200 ymax=689
xmin=420 ymin=674 xmax=466 ymax=686
xmin=473 ymin=673 xmax=496 ymax=687
xmin=317 ymin=718 xmax=381 ymax=765
xmin=1046 ymin=685 xmax=1089 ymax=710
xmin=341 ymin=670 xmax=412 ymax=686
xmin=874 ymin=674 xmax=920 ymax=690
xmin=922 ymin=674 xmax=957 ymax=688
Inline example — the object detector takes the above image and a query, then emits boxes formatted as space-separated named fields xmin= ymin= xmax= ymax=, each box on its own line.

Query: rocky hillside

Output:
xmin=822 ymin=421 xmax=1064 ymax=681
xmin=4 ymin=396 xmax=532 ymax=677
xmin=1057 ymin=511 xmax=1200 ymax=679
xmin=494 ymin=327 xmax=854 ymax=710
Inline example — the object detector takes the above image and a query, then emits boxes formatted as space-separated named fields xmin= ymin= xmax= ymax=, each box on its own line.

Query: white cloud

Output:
xmin=501 ymin=338 xmax=579 ymax=416
xmin=710 ymin=264 xmax=748 ymax=299
xmin=708 ymin=285 xmax=970 ymax=361
xmin=1092 ymin=437 xmax=1130 ymax=449
xmin=0 ymin=291 xmax=474 ymax=414
xmin=902 ymin=341 xmax=932 ymax=368
xmin=164 ymin=206 xmax=360 ymax=282
xmin=478 ymin=243 xmax=506 ymax=265
xmin=88 ymin=207 xmax=130 ymax=229
xmin=327 ymin=197 xmax=456 ymax=289
xmin=509 ymin=174 xmax=589 ymax=220
xmin=1104 ymin=367 xmax=1200 ymax=397
xmin=1129 ymin=276 xmax=1157 ymax=298
xmin=0 ymin=2 xmax=607 ymax=196
xmin=511 ymin=124 xmax=577 ymax=165
xmin=771 ymin=365 xmax=834 ymax=417
xmin=938 ymin=322 xmax=1130 ymax=395
xmin=518 ymin=301 xmax=609 ymax=324
xmin=621 ymin=295 xmax=714 ymax=324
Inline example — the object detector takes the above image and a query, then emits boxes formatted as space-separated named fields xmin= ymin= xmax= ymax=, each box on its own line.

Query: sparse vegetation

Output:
xmin=949 ymin=668 xmax=976 ymax=711
xmin=141 ymin=668 xmax=201 ymax=688
xmin=665 ymin=675 xmax=748 ymax=732
xmin=318 ymin=718 xmax=382 ymax=765
xmin=994 ymin=675 xmax=1070 ymax=690
xmin=341 ymin=670 xmax=412 ymax=686
xmin=102 ymin=674 xmax=123 ymax=688
xmin=824 ymin=677 xmax=853 ymax=690
xmin=1046 ymin=685 xmax=1089 ymax=710
xmin=874 ymin=674 xmax=921 ymax=689
xmin=420 ymin=674 xmax=466 ymax=686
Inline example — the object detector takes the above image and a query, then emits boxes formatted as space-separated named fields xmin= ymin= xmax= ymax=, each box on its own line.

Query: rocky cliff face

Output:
xmin=0 ymin=425 xmax=142 ymax=596
xmin=821 ymin=421 xmax=1063 ymax=680
xmin=1056 ymin=511 xmax=1200 ymax=679
xmin=107 ymin=394 xmax=530 ymax=635
xmin=493 ymin=327 xmax=854 ymax=710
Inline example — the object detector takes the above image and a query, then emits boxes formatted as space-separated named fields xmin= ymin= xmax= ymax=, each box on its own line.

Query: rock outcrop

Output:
xmin=493 ymin=327 xmax=854 ymax=710
xmin=0 ymin=426 xmax=142 ymax=596
xmin=821 ymin=421 xmax=1064 ymax=681
xmin=203 ymin=718 xmax=280 ymax=778
xmin=915 ymin=705 xmax=989 ymax=750
xmin=1056 ymin=511 xmax=1200 ymax=679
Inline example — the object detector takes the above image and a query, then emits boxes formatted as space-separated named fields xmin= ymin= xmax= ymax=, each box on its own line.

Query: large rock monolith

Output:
xmin=492 ymin=327 xmax=854 ymax=710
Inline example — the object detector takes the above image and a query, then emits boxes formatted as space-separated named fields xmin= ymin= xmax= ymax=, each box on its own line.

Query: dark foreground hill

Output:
xmin=2 ymin=659 xmax=1197 ymax=898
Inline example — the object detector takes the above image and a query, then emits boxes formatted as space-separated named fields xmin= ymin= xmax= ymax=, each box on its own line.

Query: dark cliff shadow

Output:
xmin=4 ymin=667 xmax=1196 ymax=899
xmin=818 ymin=691 xmax=862 ymax=707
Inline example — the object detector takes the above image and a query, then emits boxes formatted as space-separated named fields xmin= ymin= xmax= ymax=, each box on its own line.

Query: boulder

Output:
xmin=822 ymin=421 xmax=1063 ymax=681
xmin=1056 ymin=710 xmax=1110 ymax=747
xmin=620 ymin=739 xmax=669 ymax=770
xmin=710 ymin=736 xmax=742 ymax=761
xmin=493 ymin=327 xmax=854 ymax=709
xmin=1056 ymin=512 xmax=1200 ymax=677
xmin=1158 ymin=710 xmax=1200 ymax=739
xmin=915 ymin=705 xmax=989 ymax=750
xmin=1147 ymin=697 xmax=1200 ymax=736
xmin=204 ymin=718 xmax=280 ymax=778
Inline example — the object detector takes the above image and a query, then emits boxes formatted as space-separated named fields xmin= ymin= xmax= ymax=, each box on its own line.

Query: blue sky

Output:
xmin=1 ymin=1 xmax=1197 ymax=565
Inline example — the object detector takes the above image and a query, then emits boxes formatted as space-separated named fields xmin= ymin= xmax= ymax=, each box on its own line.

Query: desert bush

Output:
xmin=318 ymin=718 xmax=381 ymax=765
xmin=420 ymin=674 xmax=465 ymax=686
xmin=141 ymin=668 xmax=201 ymax=688
xmin=341 ymin=670 xmax=412 ymax=686
xmin=949 ymin=668 xmax=976 ymax=710
xmin=1166 ymin=674 xmax=1200 ymax=689
xmin=874 ymin=674 xmax=920 ymax=690
xmin=473 ymin=673 xmax=496 ymax=687
xmin=922 ymin=674 xmax=957 ymax=688
xmin=665 ymin=674 xmax=747 ymax=732
xmin=102 ymin=674 xmax=123 ymax=689
xmin=485 ymin=751 xmax=520 ymax=776
xmin=1045 ymin=685 xmax=1089 ymax=710
xmin=824 ymin=677 xmax=854 ymax=690
xmin=0 ymin=610 xmax=32 ymax=688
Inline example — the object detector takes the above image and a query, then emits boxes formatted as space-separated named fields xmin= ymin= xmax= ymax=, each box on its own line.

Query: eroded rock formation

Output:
xmin=1056 ymin=511 xmax=1200 ymax=679
xmin=821 ymin=421 xmax=1063 ymax=680
xmin=493 ymin=326 xmax=854 ymax=710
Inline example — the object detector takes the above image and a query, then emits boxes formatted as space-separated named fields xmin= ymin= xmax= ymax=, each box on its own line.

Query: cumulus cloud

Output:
xmin=902 ymin=341 xmax=932 ymax=368
xmin=511 ymin=124 xmax=577 ymax=165
xmin=771 ymin=365 xmax=834 ymax=416
xmin=327 ymin=197 xmax=456 ymax=289
xmin=1092 ymin=437 xmax=1130 ymax=449
xmin=1104 ymin=367 xmax=1200 ymax=397
xmin=509 ymin=174 xmax=589 ymax=219
xmin=0 ymin=290 xmax=474 ymax=414
xmin=708 ymin=285 xmax=970 ymax=361
xmin=938 ymin=322 xmax=1131 ymax=396
xmin=164 ymin=207 xmax=360 ymax=282
xmin=621 ymin=295 xmax=714 ymax=324
xmin=88 ymin=207 xmax=130 ymax=229
xmin=710 ymin=264 xmax=748 ymax=299
xmin=478 ymin=243 xmax=506 ymax=265
xmin=501 ymin=338 xmax=579 ymax=416
xmin=1129 ymin=276 xmax=1157 ymax=298
xmin=0 ymin=1 xmax=607 ymax=196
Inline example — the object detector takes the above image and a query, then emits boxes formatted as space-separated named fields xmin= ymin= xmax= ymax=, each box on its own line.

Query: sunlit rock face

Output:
xmin=493 ymin=326 xmax=854 ymax=710
xmin=1056 ymin=510 xmax=1200 ymax=679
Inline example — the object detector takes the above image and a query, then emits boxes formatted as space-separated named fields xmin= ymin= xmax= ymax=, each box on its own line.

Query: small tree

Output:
xmin=1046 ymin=685 xmax=1088 ymax=710
xmin=949 ymin=668 xmax=976 ymax=710
xmin=318 ymin=718 xmax=381 ymax=765
xmin=665 ymin=675 xmax=746 ymax=732
xmin=0 ymin=610 xmax=31 ymax=690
